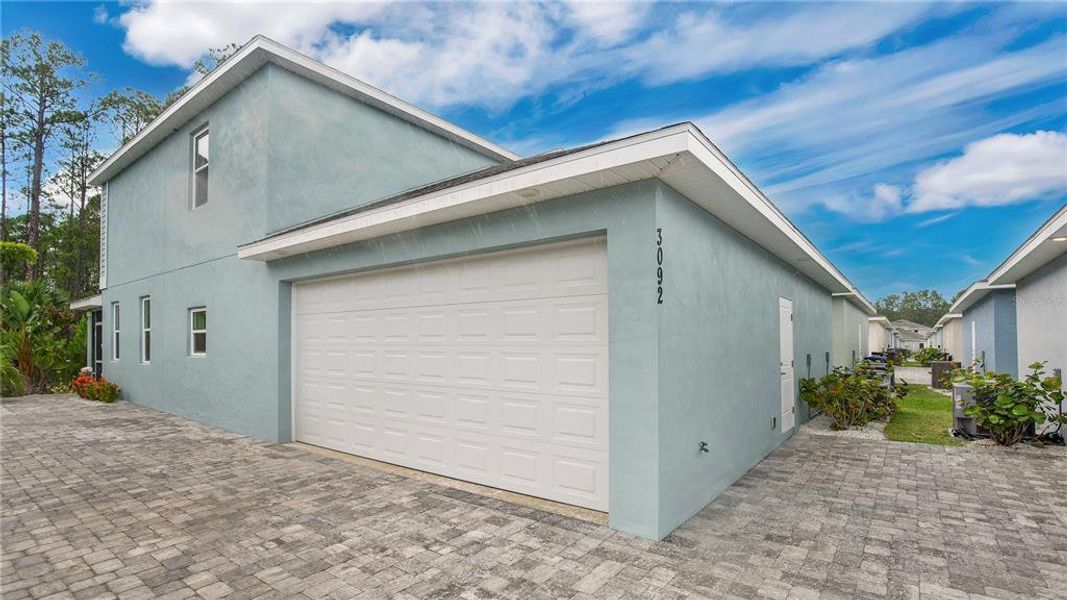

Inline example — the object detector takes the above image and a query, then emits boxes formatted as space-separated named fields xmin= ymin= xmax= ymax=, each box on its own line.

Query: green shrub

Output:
xmin=800 ymin=363 xmax=898 ymax=430
xmin=914 ymin=346 xmax=945 ymax=367
xmin=955 ymin=362 xmax=1066 ymax=446
xmin=0 ymin=351 xmax=23 ymax=397
xmin=1 ymin=282 xmax=85 ymax=393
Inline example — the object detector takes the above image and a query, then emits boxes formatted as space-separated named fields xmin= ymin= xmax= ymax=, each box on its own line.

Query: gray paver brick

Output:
xmin=3 ymin=395 xmax=1067 ymax=599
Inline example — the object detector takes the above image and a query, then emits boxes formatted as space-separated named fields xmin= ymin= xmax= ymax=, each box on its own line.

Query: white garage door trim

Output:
xmin=292 ymin=237 xmax=609 ymax=511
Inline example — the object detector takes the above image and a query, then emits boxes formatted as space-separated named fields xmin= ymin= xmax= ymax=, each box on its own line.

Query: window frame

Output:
xmin=139 ymin=296 xmax=151 ymax=364
xmin=191 ymin=126 xmax=210 ymax=209
xmin=111 ymin=302 xmax=120 ymax=361
xmin=189 ymin=307 xmax=207 ymax=357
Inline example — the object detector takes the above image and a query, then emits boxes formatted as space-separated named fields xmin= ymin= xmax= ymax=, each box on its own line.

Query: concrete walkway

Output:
xmin=3 ymin=395 xmax=1066 ymax=599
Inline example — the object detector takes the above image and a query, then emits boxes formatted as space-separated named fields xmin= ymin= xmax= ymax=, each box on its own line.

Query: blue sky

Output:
xmin=4 ymin=1 xmax=1066 ymax=302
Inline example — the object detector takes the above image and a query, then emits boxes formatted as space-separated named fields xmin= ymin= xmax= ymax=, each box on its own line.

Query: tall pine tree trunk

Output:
xmin=26 ymin=98 xmax=46 ymax=280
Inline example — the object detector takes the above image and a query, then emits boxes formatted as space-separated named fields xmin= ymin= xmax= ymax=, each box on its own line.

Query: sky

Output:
xmin=3 ymin=1 xmax=1066 ymax=302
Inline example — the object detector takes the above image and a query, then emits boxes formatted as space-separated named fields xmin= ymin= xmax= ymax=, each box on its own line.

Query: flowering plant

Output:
xmin=72 ymin=374 xmax=96 ymax=398
xmin=70 ymin=374 xmax=121 ymax=403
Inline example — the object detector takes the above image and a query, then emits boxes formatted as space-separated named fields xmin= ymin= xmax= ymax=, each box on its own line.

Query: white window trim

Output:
xmin=140 ymin=296 xmax=151 ymax=364
xmin=192 ymin=127 xmax=209 ymax=209
xmin=189 ymin=307 xmax=207 ymax=357
xmin=111 ymin=302 xmax=120 ymax=361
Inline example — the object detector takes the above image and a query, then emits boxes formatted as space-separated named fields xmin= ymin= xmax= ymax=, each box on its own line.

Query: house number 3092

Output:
xmin=656 ymin=227 xmax=664 ymax=304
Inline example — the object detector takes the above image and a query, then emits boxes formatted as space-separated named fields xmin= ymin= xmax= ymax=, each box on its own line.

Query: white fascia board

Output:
xmin=933 ymin=313 xmax=962 ymax=329
xmin=89 ymin=36 xmax=515 ymax=186
xmin=831 ymin=292 xmax=878 ymax=315
xmin=950 ymin=281 xmax=1015 ymax=313
xmin=70 ymin=294 xmax=102 ymax=311
xmin=987 ymin=204 xmax=1067 ymax=285
xmin=237 ymin=123 xmax=865 ymax=298
xmin=868 ymin=316 xmax=892 ymax=328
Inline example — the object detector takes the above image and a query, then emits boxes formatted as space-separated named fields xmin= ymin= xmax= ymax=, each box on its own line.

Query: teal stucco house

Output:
xmin=75 ymin=36 xmax=875 ymax=540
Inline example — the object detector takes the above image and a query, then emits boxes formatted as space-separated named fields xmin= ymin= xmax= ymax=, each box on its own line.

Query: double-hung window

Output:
xmin=111 ymin=302 xmax=120 ymax=360
xmin=192 ymin=128 xmax=209 ymax=208
xmin=190 ymin=308 xmax=207 ymax=357
xmin=140 ymin=296 xmax=151 ymax=364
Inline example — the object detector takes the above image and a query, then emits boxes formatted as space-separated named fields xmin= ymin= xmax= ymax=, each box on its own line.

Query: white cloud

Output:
xmin=914 ymin=212 xmax=959 ymax=228
xmin=315 ymin=3 xmax=563 ymax=109
xmin=605 ymin=28 xmax=1065 ymax=219
xmin=623 ymin=3 xmax=930 ymax=84
xmin=111 ymin=1 xmax=930 ymax=110
xmin=92 ymin=5 xmax=109 ymax=25
xmin=117 ymin=2 xmax=388 ymax=67
xmin=823 ymin=184 xmax=904 ymax=222
xmin=564 ymin=1 xmax=650 ymax=46
xmin=909 ymin=131 xmax=1067 ymax=212
xmin=698 ymin=36 xmax=1065 ymax=195
xmin=824 ymin=131 xmax=1067 ymax=221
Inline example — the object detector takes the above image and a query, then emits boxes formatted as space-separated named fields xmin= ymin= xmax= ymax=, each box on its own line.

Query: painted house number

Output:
xmin=656 ymin=227 xmax=664 ymax=304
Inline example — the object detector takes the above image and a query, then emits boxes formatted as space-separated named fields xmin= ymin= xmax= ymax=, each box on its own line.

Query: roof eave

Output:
xmin=950 ymin=281 xmax=1015 ymax=313
xmin=237 ymin=124 xmax=866 ymax=298
xmin=70 ymin=294 xmax=102 ymax=311
xmin=987 ymin=204 xmax=1067 ymax=285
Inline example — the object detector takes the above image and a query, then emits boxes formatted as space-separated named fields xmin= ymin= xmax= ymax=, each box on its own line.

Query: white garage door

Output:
xmin=293 ymin=238 xmax=609 ymax=510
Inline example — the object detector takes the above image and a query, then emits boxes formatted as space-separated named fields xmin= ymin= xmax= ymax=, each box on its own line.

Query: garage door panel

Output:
xmin=300 ymin=377 xmax=608 ymax=450
xmin=295 ymin=238 xmax=608 ymax=511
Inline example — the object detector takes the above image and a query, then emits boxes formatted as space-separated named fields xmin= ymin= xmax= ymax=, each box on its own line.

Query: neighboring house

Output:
xmin=931 ymin=313 xmax=963 ymax=361
xmin=71 ymin=36 xmax=875 ymax=541
xmin=893 ymin=319 xmax=933 ymax=352
xmin=986 ymin=205 xmax=1066 ymax=383
xmin=831 ymin=294 xmax=876 ymax=368
xmin=868 ymin=316 xmax=897 ymax=354
xmin=951 ymin=282 xmax=1017 ymax=376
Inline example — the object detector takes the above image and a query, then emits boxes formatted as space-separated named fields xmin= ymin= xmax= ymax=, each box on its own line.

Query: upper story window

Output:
xmin=193 ymin=128 xmax=209 ymax=208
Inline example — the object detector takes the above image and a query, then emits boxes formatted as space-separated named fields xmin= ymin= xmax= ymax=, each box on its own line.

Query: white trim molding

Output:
xmin=88 ymin=35 xmax=516 ymax=186
xmin=238 ymin=123 xmax=873 ymax=304
xmin=832 ymin=292 xmax=878 ymax=316
xmin=99 ymin=181 xmax=108 ymax=289
xmin=933 ymin=313 xmax=962 ymax=329
xmin=950 ymin=281 xmax=1016 ymax=314
xmin=70 ymin=295 xmax=103 ymax=312
xmin=987 ymin=204 xmax=1067 ymax=285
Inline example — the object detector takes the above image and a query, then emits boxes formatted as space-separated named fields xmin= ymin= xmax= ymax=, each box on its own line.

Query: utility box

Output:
xmin=931 ymin=361 xmax=960 ymax=389
xmin=953 ymin=383 xmax=978 ymax=436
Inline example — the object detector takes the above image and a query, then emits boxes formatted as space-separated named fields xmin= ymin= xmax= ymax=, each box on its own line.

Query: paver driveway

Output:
xmin=3 ymin=396 xmax=1066 ymax=600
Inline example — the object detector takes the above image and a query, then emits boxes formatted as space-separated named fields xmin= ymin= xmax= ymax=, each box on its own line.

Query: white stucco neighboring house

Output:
xmin=932 ymin=313 xmax=963 ymax=362
xmin=868 ymin=316 xmax=897 ymax=354
xmin=893 ymin=319 xmax=932 ymax=352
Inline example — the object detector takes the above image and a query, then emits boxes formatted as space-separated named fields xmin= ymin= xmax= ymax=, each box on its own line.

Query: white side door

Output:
xmin=779 ymin=297 xmax=795 ymax=431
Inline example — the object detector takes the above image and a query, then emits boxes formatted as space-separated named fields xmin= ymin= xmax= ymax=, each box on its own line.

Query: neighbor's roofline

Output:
xmin=88 ymin=35 xmax=517 ymax=186
xmin=237 ymin=122 xmax=873 ymax=304
xmin=987 ymin=204 xmax=1067 ymax=285
xmin=950 ymin=280 xmax=1015 ymax=313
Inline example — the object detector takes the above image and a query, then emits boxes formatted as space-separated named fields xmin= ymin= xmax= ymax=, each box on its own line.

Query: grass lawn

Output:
xmin=884 ymin=384 xmax=963 ymax=446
